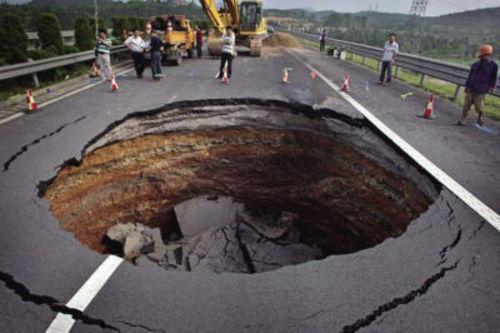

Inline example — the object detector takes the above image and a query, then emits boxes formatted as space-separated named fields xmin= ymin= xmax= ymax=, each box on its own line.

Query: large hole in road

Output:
xmin=42 ymin=99 xmax=438 ymax=274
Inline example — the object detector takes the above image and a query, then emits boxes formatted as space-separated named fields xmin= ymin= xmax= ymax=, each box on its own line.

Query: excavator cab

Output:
xmin=240 ymin=1 xmax=263 ymax=32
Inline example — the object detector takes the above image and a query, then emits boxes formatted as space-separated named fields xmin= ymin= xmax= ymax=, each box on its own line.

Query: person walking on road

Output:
xmin=150 ymin=31 xmax=164 ymax=80
xmin=457 ymin=45 xmax=498 ymax=127
xmin=217 ymin=27 xmax=236 ymax=84
xmin=319 ymin=28 xmax=327 ymax=52
xmin=125 ymin=30 xmax=146 ymax=79
xmin=95 ymin=30 xmax=113 ymax=81
xmin=195 ymin=26 xmax=203 ymax=58
xmin=378 ymin=33 xmax=399 ymax=86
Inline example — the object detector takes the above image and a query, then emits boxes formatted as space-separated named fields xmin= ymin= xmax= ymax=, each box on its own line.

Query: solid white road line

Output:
xmin=0 ymin=67 xmax=135 ymax=127
xmin=45 ymin=255 xmax=123 ymax=333
xmin=287 ymin=49 xmax=500 ymax=232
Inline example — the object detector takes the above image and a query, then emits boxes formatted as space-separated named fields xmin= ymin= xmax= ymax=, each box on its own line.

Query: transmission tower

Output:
xmin=408 ymin=0 xmax=429 ymax=54
xmin=410 ymin=0 xmax=429 ymax=16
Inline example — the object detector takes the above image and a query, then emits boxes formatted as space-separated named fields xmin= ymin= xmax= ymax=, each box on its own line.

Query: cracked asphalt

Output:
xmin=1 ymin=47 xmax=500 ymax=332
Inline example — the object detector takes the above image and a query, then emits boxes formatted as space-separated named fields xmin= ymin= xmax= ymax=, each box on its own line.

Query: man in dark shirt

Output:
xmin=195 ymin=26 xmax=203 ymax=58
xmin=150 ymin=31 xmax=164 ymax=80
xmin=319 ymin=29 xmax=326 ymax=52
xmin=458 ymin=45 xmax=498 ymax=126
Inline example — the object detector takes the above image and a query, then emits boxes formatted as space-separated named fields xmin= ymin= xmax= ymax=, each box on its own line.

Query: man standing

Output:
xmin=458 ymin=45 xmax=498 ymax=126
xmin=319 ymin=28 xmax=327 ymax=52
xmin=378 ymin=33 xmax=399 ymax=86
xmin=195 ymin=26 xmax=203 ymax=58
xmin=149 ymin=30 xmax=164 ymax=80
xmin=218 ymin=27 xmax=235 ymax=84
xmin=125 ymin=30 xmax=146 ymax=79
xmin=95 ymin=30 xmax=113 ymax=81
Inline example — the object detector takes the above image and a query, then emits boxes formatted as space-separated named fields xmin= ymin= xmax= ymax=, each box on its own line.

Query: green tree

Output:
xmin=111 ymin=16 xmax=130 ymax=40
xmin=133 ymin=17 xmax=146 ymax=31
xmin=35 ymin=13 xmax=63 ymax=54
xmin=0 ymin=13 xmax=28 ymax=64
xmin=89 ymin=18 xmax=106 ymax=34
xmin=74 ymin=17 xmax=94 ymax=51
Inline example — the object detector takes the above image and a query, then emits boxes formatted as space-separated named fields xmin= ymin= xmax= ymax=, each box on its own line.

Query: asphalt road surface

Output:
xmin=0 ymin=47 xmax=499 ymax=332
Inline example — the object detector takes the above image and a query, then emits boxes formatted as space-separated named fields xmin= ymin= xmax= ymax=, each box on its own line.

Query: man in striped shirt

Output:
xmin=217 ymin=27 xmax=236 ymax=83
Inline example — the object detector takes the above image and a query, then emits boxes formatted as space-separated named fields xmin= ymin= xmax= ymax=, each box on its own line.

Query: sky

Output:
xmin=5 ymin=0 xmax=500 ymax=16
xmin=264 ymin=0 xmax=500 ymax=16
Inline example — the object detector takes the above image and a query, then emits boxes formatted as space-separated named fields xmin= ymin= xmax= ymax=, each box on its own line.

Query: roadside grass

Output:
xmin=298 ymin=38 xmax=500 ymax=121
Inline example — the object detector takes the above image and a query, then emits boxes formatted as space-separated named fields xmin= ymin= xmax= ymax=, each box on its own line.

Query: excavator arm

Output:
xmin=223 ymin=0 xmax=239 ymax=27
xmin=199 ymin=0 xmax=227 ymax=33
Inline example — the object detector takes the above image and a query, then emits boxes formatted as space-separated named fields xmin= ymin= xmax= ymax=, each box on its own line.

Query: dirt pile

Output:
xmin=263 ymin=32 xmax=302 ymax=48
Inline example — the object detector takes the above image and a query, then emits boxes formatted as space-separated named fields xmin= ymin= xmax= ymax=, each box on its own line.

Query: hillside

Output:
xmin=426 ymin=7 xmax=500 ymax=38
xmin=265 ymin=6 xmax=500 ymax=41
xmin=0 ymin=0 xmax=205 ymax=30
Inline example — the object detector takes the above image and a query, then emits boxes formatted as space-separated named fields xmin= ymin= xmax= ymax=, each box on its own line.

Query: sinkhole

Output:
xmin=42 ymin=99 xmax=439 ymax=274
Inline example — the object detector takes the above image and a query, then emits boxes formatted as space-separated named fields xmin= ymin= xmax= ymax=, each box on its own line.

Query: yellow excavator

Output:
xmin=199 ymin=0 xmax=267 ymax=57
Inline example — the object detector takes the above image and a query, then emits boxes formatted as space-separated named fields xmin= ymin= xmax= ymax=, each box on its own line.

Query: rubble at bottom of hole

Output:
xmin=105 ymin=211 xmax=323 ymax=274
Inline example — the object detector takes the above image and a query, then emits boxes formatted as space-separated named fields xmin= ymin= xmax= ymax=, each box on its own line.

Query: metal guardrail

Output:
xmin=0 ymin=45 xmax=129 ymax=82
xmin=281 ymin=29 xmax=500 ymax=99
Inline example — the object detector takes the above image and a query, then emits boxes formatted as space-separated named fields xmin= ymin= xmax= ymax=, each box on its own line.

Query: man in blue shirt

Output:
xmin=150 ymin=31 xmax=164 ymax=80
xmin=458 ymin=45 xmax=498 ymax=126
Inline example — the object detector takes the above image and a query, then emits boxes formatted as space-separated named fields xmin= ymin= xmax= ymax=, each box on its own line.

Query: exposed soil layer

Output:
xmin=44 ymin=99 xmax=437 ymax=262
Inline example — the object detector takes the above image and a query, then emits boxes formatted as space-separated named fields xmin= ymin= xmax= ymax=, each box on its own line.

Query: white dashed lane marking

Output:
xmin=45 ymin=255 xmax=123 ymax=333
xmin=45 ymin=93 xmax=179 ymax=333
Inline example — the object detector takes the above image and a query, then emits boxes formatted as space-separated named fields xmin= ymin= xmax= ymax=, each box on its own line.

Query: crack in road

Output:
xmin=437 ymin=227 xmax=462 ymax=266
xmin=340 ymin=261 xmax=460 ymax=333
xmin=466 ymin=254 xmax=480 ymax=284
xmin=116 ymin=320 xmax=166 ymax=332
xmin=469 ymin=220 xmax=486 ymax=240
xmin=0 ymin=270 xmax=119 ymax=331
xmin=2 ymin=116 xmax=86 ymax=171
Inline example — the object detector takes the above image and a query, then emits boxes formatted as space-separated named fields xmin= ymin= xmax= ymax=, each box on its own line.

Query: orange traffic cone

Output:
xmin=110 ymin=74 xmax=119 ymax=91
xmin=281 ymin=68 xmax=292 ymax=84
xmin=311 ymin=70 xmax=317 ymax=80
xmin=418 ymin=94 xmax=436 ymax=119
xmin=341 ymin=73 xmax=350 ymax=92
xmin=26 ymin=89 xmax=37 ymax=112
xmin=91 ymin=62 xmax=100 ymax=78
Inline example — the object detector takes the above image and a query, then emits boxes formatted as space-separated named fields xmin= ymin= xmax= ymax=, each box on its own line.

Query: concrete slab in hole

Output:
xmin=174 ymin=196 xmax=244 ymax=238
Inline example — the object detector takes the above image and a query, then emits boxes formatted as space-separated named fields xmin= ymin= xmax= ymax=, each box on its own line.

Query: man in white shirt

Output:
xmin=125 ymin=30 xmax=146 ymax=79
xmin=378 ymin=33 xmax=399 ymax=86
xmin=217 ymin=27 xmax=236 ymax=83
